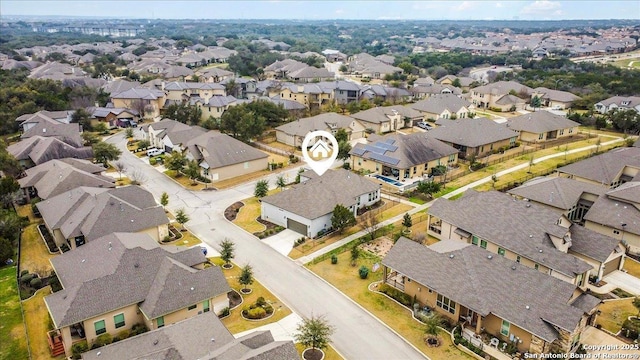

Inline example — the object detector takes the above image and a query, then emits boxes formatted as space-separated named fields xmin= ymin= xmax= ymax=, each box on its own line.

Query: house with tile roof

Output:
xmin=261 ymin=169 xmax=381 ymax=237
xmin=7 ymin=136 xmax=94 ymax=168
xmin=80 ymin=312 xmax=298 ymax=360
xmin=427 ymin=117 xmax=519 ymax=158
xmin=44 ymin=233 xmax=231 ymax=357
xmin=37 ymin=186 xmax=169 ymax=249
xmin=350 ymin=132 xmax=458 ymax=181
xmin=350 ymin=105 xmax=423 ymax=134
xmin=275 ymin=113 xmax=365 ymax=147
xmin=506 ymin=110 xmax=580 ymax=143
xmin=18 ymin=158 xmax=114 ymax=201
xmin=410 ymin=94 xmax=474 ymax=120
xmin=184 ymin=131 xmax=269 ymax=183
xmin=382 ymin=238 xmax=600 ymax=355
xmin=427 ymin=190 xmax=624 ymax=284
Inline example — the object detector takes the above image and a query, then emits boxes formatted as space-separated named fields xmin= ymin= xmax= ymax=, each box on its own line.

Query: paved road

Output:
xmin=107 ymin=133 xmax=427 ymax=360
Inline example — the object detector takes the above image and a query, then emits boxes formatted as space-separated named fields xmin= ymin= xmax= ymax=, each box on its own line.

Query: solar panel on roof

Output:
xmin=383 ymin=138 xmax=396 ymax=145
xmin=369 ymin=152 xmax=400 ymax=165
xmin=362 ymin=144 xmax=385 ymax=155
xmin=373 ymin=142 xmax=398 ymax=152
xmin=352 ymin=147 xmax=366 ymax=156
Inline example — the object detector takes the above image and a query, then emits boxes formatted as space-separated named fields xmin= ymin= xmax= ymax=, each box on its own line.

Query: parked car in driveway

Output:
xmin=417 ymin=122 xmax=433 ymax=130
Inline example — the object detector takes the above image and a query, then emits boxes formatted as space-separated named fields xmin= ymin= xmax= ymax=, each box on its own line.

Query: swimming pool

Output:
xmin=373 ymin=174 xmax=404 ymax=187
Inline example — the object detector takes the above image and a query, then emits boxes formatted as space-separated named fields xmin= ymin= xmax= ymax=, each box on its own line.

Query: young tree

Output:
xmin=93 ymin=141 xmax=122 ymax=166
xmin=239 ymin=264 xmax=254 ymax=292
xmin=350 ymin=245 xmax=360 ymax=266
xmin=337 ymin=141 xmax=352 ymax=161
xmin=125 ymin=127 xmax=134 ymax=139
xmin=164 ymin=151 xmax=187 ymax=172
xmin=82 ymin=131 xmax=101 ymax=146
xmin=93 ymin=122 xmax=109 ymax=135
xmin=295 ymin=315 xmax=335 ymax=356
xmin=175 ymin=208 xmax=189 ymax=231
xmin=129 ymin=169 xmax=147 ymax=185
xmin=275 ymin=175 xmax=286 ymax=191
xmin=219 ymin=239 xmax=235 ymax=267
xmin=359 ymin=210 xmax=381 ymax=242
xmin=334 ymin=129 xmax=349 ymax=143
xmin=424 ymin=313 xmax=443 ymax=346
xmin=184 ymin=160 xmax=201 ymax=185
xmin=402 ymin=213 xmax=413 ymax=230
xmin=417 ymin=181 xmax=442 ymax=198
xmin=137 ymin=139 xmax=151 ymax=150
xmin=160 ymin=192 xmax=169 ymax=210
xmin=331 ymin=204 xmax=356 ymax=234
xmin=295 ymin=168 xmax=305 ymax=184
xmin=530 ymin=95 xmax=542 ymax=111
xmin=112 ymin=161 xmax=126 ymax=180
xmin=254 ymin=179 xmax=269 ymax=198
xmin=491 ymin=174 xmax=498 ymax=189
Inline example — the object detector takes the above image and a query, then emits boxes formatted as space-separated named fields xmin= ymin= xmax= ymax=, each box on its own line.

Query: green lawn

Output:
xmin=595 ymin=298 xmax=638 ymax=334
xmin=623 ymin=258 xmax=640 ymax=279
xmin=0 ymin=266 xmax=29 ymax=360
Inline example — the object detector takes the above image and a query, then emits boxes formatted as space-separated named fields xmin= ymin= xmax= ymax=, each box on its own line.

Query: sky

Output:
xmin=1 ymin=1 xmax=638 ymax=20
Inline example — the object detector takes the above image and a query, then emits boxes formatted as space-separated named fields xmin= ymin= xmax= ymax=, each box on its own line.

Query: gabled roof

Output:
xmin=164 ymin=81 xmax=225 ymax=91
xmin=45 ymin=233 xmax=229 ymax=328
xmin=350 ymin=105 xmax=422 ymax=125
xmin=21 ymin=119 xmax=83 ymax=147
xmin=597 ymin=96 xmax=640 ymax=108
xmin=7 ymin=136 xmax=93 ymax=165
xmin=350 ymin=132 xmax=458 ymax=169
xmin=37 ymin=186 xmax=169 ymax=241
xmin=427 ymin=117 xmax=519 ymax=147
xmin=508 ymin=177 xmax=606 ymax=211
xmin=112 ymin=87 xmax=165 ymax=100
xmin=533 ymin=87 xmax=581 ymax=103
xmin=584 ymin=182 xmax=640 ymax=236
xmin=568 ymin=224 xmax=623 ymax=263
xmin=428 ymin=190 xmax=593 ymax=277
xmin=557 ymin=147 xmax=640 ymax=185
xmin=506 ymin=111 xmax=580 ymax=134
xmin=495 ymin=94 xmax=525 ymax=105
xmin=101 ymin=79 xmax=141 ymax=95
xmin=261 ymin=169 xmax=380 ymax=220
xmin=276 ymin=113 xmax=356 ymax=137
xmin=410 ymin=94 xmax=471 ymax=114
xmin=186 ymin=131 xmax=268 ymax=169
xmin=472 ymin=81 xmax=533 ymax=96
xmin=18 ymin=159 xmax=114 ymax=199
xmin=383 ymin=238 xmax=594 ymax=343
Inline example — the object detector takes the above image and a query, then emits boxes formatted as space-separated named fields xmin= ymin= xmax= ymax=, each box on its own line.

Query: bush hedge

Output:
xmin=622 ymin=317 xmax=640 ymax=340
xmin=378 ymin=283 xmax=412 ymax=307
xmin=359 ymin=265 xmax=369 ymax=279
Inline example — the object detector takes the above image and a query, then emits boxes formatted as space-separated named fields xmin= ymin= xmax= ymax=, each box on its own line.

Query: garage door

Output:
xmin=603 ymin=256 xmax=622 ymax=276
xmin=287 ymin=218 xmax=308 ymax=236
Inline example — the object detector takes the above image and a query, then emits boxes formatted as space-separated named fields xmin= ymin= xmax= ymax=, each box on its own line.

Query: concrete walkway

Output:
xmin=263 ymin=229 xmax=298 ymax=256
xmin=297 ymin=136 xmax=625 ymax=264
xmin=601 ymin=270 xmax=640 ymax=295
xmin=580 ymin=326 xmax=638 ymax=356
xmin=234 ymin=313 xmax=303 ymax=341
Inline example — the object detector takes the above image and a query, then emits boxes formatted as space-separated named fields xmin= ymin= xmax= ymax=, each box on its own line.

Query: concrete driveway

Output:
xmin=263 ymin=229 xmax=299 ymax=256
xmin=580 ymin=326 xmax=639 ymax=356
xmin=603 ymin=270 xmax=640 ymax=295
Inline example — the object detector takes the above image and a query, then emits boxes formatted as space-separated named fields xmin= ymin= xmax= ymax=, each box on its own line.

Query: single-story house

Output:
xmin=556 ymin=147 xmax=640 ymax=188
xmin=37 ymin=186 xmax=169 ymax=249
xmin=594 ymin=96 xmax=640 ymax=114
xmin=410 ymin=83 xmax=462 ymax=100
xmin=275 ymin=113 xmax=365 ymax=147
xmin=261 ymin=169 xmax=381 ymax=237
xmin=16 ymin=110 xmax=74 ymax=131
xmin=350 ymin=133 xmax=458 ymax=181
xmin=383 ymin=238 xmax=600 ymax=355
xmin=7 ymin=136 xmax=93 ymax=168
xmin=88 ymin=107 xmax=139 ymax=129
xmin=184 ymin=131 xmax=269 ymax=182
xmin=143 ymin=119 xmax=207 ymax=153
xmin=45 ymin=232 xmax=231 ymax=357
xmin=530 ymin=87 xmax=581 ymax=110
xmin=505 ymin=110 xmax=580 ymax=143
xmin=20 ymin=116 xmax=83 ymax=148
xmin=350 ymin=105 xmax=423 ymax=134
xmin=427 ymin=117 xmax=519 ymax=158
xmin=409 ymin=94 xmax=474 ymax=120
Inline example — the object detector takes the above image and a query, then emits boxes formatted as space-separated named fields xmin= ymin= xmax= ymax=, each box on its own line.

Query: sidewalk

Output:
xmin=233 ymin=313 xmax=303 ymax=341
xmin=296 ymin=137 xmax=625 ymax=264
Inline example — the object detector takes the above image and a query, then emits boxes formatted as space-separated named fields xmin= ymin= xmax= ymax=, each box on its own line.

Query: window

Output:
xmin=534 ymin=263 xmax=539 ymax=270
xmin=113 ymin=313 xmax=125 ymax=329
xmin=94 ymin=320 xmax=106 ymax=335
xmin=436 ymin=294 xmax=456 ymax=314
xmin=559 ymin=129 xmax=564 ymax=135
xmin=203 ymin=300 xmax=210 ymax=313
xmin=516 ymin=255 xmax=521 ymax=263
xmin=413 ymin=167 xmax=417 ymax=175
xmin=501 ymin=320 xmax=510 ymax=336
xmin=480 ymin=240 xmax=487 ymax=249
xmin=157 ymin=316 xmax=164 ymax=328
xmin=538 ymin=133 xmax=544 ymax=140
xmin=576 ymin=273 xmax=584 ymax=287
xmin=510 ymin=137 xmax=516 ymax=145
xmin=498 ymin=248 xmax=506 ymax=256
xmin=448 ymin=154 xmax=456 ymax=163
xmin=471 ymin=236 xmax=479 ymax=246
xmin=188 ymin=304 xmax=197 ymax=311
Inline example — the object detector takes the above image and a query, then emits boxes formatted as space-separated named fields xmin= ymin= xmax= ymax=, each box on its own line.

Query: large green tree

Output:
xmin=331 ymin=204 xmax=356 ymax=234
xmin=164 ymin=102 xmax=203 ymax=126
xmin=164 ymin=151 xmax=188 ymax=172
xmin=219 ymin=105 xmax=266 ymax=142
xmin=92 ymin=141 xmax=121 ymax=166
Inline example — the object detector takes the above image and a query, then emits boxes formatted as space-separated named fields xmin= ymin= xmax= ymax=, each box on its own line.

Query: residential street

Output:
xmin=107 ymin=132 xmax=427 ymax=360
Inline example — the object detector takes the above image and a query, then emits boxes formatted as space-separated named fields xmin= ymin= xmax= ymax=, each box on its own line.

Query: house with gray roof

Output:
xmin=350 ymin=132 xmax=458 ymax=182
xmin=350 ymin=105 xmax=423 ymax=134
xmin=508 ymin=176 xmax=606 ymax=222
xmin=87 ymin=106 xmax=139 ymax=129
xmin=195 ymin=67 xmax=234 ymax=83
xmin=275 ymin=113 xmax=366 ymax=147
xmin=410 ymin=94 xmax=474 ymax=120
xmin=21 ymin=118 xmax=83 ymax=148
xmin=80 ymin=312 xmax=298 ymax=360
xmin=261 ymin=169 xmax=381 ymax=237
xmin=506 ymin=110 xmax=580 ymax=143
xmin=382 ymin=238 xmax=599 ymax=355
xmin=530 ymin=87 xmax=581 ymax=110
xmin=557 ymin=147 xmax=640 ymax=188
xmin=470 ymin=81 xmax=533 ymax=111
xmin=111 ymin=88 xmax=167 ymax=119
xmin=427 ymin=117 xmax=519 ymax=158
xmin=427 ymin=190 xmax=624 ymax=283
xmin=45 ymin=233 xmax=231 ymax=357
xmin=594 ymin=96 xmax=640 ymax=114
xmin=410 ymin=83 xmax=462 ymax=100
xmin=7 ymin=136 xmax=93 ymax=168
xmin=16 ymin=110 xmax=74 ymax=129
xmin=37 ymin=186 xmax=169 ymax=249
xmin=184 ymin=131 xmax=268 ymax=183
xmin=18 ymin=158 xmax=114 ymax=201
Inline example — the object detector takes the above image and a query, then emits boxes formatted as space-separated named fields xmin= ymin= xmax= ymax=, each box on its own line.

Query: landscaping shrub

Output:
xmin=20 ymin=273 xmax=35 ymax=284
xmin=359 ymin=265 xmax=369 ymax=279
xmin=612 ymin=288 xmax=634 ymax=298
xmin=219 ymin=307 xmax=230 ymax=317
xmin=71 ymin=340 xmax=88 ymax=359
xmin=149 ymin=158 xmax=157 ymax=166
xmin=130 ymin=323 xmax=149 ymax=336
xmin=622 ymin=317 xmax=640 ymax=339
xmin=29 ymin=277 xmax=42 ymax=289
xmin=244 ymin=306 xmax=267 ymax=319
xmin=92 ymin=333 xmax=113 ymax=348
xmin=20 ymin=270 xmax=29 ymax=277
xmin=256 ymin=296 xmax=267 ymax=307
xmin=342 ymin=162 xmax=351 ymax=170
xmin=331 ymin=254 xmax=338 ymax=264
xmin=115 ymin=329 xmax=130 ymax=342
xmin=378 ymin=283 xmax=412 ymax=307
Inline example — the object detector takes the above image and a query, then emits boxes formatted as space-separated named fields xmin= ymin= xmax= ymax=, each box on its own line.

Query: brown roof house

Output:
xmin=506 ymin=111 xmax=580 ymax=143
xmin=350 ymin=133 xmax=458 ymax=187
xmin=382 ymin=238 xmax=600 ymax=355
xmin=427 ymin=117 xmax=519 ymax=158
xmin=261 ymin=169 xmax=381 ymax=237
xmin=18 ymin=158 xmax=114 ymax=201
xmin=37 ymin=186 xmax=169 ymax=250
xmin=7 ymin=136 xmax=93 ymax=168
xmin=44 ymin=232 xmax=231 ymax=357
xmin=427 ymin=190 xmax=624 ymax=283
xmin=350 ymin=105 xmax=423 ymax=134
xmin=184 ymin=131 xmax=268 ymax=183
xmin=80 ymin=312 xmax=298 ymax=360
xmin=275 ymin=113 xmax=366 ymax=147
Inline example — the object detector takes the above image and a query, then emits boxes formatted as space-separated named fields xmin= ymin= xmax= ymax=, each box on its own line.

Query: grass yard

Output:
xmin=288 ymin=225 xmax=361 ymax=260
xmin=16 ymin=204 xmax=39 ymax=224
xmin=23 ymin=286 xmax=62 ymax=360
xmin=163 ymin=229 xmax=202 ymax=247
xmin=19 ymin=224 xmax=56 ymax=275
xmin=210 ymin=258 xmax=292 ymax=334
xmin=623 ymin=258 xmax=640 ymax=279
xmin=0 ymin=266 xmax=29 ymax=360
xmin=263 ymin=141 xmax=300 ymax=155
xmin=595 ymin=298 xmax=639 ymax=334
xmin=115 ymin=176 xmax=132 ymax=186
xmin=308 ymin=252 xmax=471 ymax=360
xmin=376 ymin=203 xmax=413 ymax=222
xmin=164 ymin=170 xmax=208 ymax=191
xmin=232 ymin=197 xmax=266 ymax=234
xmin=294 ymin=343 xmax=344 ymax=360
